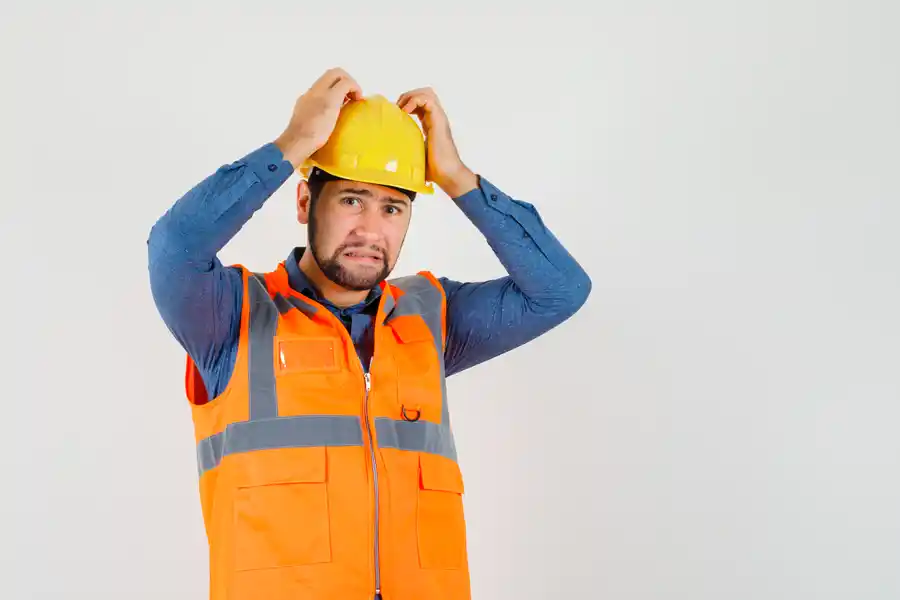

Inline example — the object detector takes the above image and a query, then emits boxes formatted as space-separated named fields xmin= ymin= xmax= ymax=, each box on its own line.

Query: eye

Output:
xmin=341 ymin=196 xmax=362 ymax=208
xmin=384 ymin=205 xmax=403 ymax=215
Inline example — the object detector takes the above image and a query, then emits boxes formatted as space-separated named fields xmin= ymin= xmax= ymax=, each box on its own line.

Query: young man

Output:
xmin=147 ymin=68 xmax=591 ymax=600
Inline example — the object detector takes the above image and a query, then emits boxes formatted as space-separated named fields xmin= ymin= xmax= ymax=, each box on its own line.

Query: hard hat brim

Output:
xmin=299 ymin=160 xmax=435 ymax=195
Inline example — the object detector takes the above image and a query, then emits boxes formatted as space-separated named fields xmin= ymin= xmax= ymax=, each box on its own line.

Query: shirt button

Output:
xmin=268 ymin=164 xmax=278 ymax=172
xmin=490 ymin=193 xmax=498 ymax=201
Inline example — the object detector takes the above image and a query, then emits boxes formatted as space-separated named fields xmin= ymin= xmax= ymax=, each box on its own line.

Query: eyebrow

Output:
xmin=339 ymin=188 xmax=375 ymax=197
xmin=339 ymin=188 xmax=409 ymax=206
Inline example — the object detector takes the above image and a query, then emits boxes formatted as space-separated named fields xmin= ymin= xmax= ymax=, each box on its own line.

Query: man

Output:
xmin=148 ymin=68 xmax=591 ymax=600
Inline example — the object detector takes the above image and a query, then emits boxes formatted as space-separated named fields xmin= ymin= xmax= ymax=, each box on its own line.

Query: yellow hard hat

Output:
xmin=299 ymin=94 xmax=435 ymax=195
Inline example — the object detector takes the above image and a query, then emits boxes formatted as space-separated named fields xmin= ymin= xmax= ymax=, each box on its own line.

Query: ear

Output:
xmin=296 ymin=180 xmax=311 ymax=225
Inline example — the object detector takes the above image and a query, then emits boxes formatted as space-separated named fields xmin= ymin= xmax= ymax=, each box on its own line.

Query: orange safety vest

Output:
xmin=184 ymin=262 xmax=471 ymax=600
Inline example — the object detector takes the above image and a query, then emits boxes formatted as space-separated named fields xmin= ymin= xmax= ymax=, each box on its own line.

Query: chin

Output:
xmin=333 ymin=259 xmax=389 ymax=289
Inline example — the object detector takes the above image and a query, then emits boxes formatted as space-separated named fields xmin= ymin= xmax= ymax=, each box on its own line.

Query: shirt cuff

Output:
xmin=239 ymin=142 xmax=295 ymax=194
xmin=452 ymin=175 xmax=514 ymax=214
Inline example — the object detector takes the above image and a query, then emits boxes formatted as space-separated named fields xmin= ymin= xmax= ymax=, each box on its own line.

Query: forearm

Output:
xmin=150 ymin=142 xmax=293 ymax=263
xmin=440 ymin=176 xmax=591 ymax=375
xmin=452 ymin=176 xmax=591 ymax=309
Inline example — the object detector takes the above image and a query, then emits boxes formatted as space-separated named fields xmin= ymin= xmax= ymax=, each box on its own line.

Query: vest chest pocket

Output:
xmin=276 ymin=337 xmax=341 ymax=374
xmin=390 ymin=316 xmax=444 ymax=423
xmin=417 ymin=452 xmax=467 ymax=570
xmin=232 ymin=446 xmax=332 ymax=571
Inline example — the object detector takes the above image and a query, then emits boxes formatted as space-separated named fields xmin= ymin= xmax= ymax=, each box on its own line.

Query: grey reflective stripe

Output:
xmin=197 ymin=432 xmax=226 ymax=474
xmin=381 ymin=291 xmax=396 ymax=317
xmin=437 ymin=354 xmax=449 ymax=427
xmin=375 ymin=417 xmax=457 ymax=462
xmin=386 ymin=275 xmax=443 ymax=345
xmin=272 ymin=293 xmax=293 ymax=315
xmin=287 ymin=295 xmax=319 ymax=317
xmin=273 ymin=291 xmax=318 ymax=317
xmin=386 ymin=275 xmax=450 ymax=426
xmin=249 ymin=274 xmax=279 ymax=420
xmin=197 ymin=415 xmax=364 ymax=475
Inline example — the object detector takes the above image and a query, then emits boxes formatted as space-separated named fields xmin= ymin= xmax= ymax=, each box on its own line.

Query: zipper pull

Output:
xmin=364 ymin=372 xmax=371 ymax=391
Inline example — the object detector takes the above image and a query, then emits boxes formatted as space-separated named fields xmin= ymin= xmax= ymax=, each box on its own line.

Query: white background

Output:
xmin=2 ymin=1 xmax=899 ymax=598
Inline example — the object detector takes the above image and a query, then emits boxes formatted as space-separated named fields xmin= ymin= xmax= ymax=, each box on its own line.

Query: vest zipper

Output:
xmin=362 ymin=363 xmax=382 ymax=599
xmin=289 ymin=289 xmax=384 ymax=598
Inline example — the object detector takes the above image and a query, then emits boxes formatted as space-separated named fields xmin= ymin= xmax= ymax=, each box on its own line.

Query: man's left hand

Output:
xmin=397 ymin=87 xmax=478 ymax=198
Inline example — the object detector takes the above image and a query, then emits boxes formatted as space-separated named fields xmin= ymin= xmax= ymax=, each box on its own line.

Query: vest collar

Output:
xmin=271 ymin=249 xmax=401 ymax=327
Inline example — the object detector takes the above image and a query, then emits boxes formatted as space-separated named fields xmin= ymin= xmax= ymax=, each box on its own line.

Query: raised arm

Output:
xmin=147 ymin=68 xmax=363 ymax=398
xmin=439 ymin=179 xmax=591 ymax=375
xmin=395 ymin=87 xmax=591 ymax=376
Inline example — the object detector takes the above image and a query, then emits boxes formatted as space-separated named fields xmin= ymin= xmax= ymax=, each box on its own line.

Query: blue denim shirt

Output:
xmin=148 ymin=142 xmax=591 ymax=399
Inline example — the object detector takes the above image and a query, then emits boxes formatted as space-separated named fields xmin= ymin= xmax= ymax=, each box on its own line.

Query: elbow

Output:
xmin=146 ymin=214 xmax=172 ymax=269
xmin=564 ymin=269 xmax=592 ymax=316
xmin=147 ymin=207 xmax=199 ymax=267
xmin=146 ymin=210 xmax=193 ymax=282
xmin=146 ymin=220 xmax=171 ymax=293
xmin=528 ymin=268 xmax=592 ymax=324
xmin=147 ymin=206 xmax=174 ymax=252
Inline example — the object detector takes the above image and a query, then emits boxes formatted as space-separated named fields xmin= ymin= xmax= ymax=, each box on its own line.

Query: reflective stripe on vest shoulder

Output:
xmin=386 ymin=274 xmax=444 ymax=348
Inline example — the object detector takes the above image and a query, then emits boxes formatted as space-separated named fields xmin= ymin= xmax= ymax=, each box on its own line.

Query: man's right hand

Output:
xmin=275 ymin=68 xmax=363 ymax=169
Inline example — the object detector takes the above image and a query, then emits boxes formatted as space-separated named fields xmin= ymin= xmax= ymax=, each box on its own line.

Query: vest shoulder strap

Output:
xmin=387 ymin=271 xmax=446 ymax=351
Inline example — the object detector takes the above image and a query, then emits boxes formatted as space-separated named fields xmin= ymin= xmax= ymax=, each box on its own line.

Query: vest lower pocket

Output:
xmin=416 ymin=452 xmax=466 ymax=570
xmin=232 ymin=447 xmax=332 ymax=571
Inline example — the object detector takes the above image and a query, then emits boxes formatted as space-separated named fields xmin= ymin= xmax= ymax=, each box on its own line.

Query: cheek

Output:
xmin=316 ymin=214 xmax=353 ymax=250
xmin=384 ymin=221 xmax=410 ymax=254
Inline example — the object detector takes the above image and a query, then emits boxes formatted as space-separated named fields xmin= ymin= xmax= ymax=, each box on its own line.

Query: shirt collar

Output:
xmin=284 ymin=247 xmax=382 ymax=313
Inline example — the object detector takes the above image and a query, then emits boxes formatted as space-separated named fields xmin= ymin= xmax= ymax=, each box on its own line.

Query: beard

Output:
xmin=311 ymin=242 xmax=392 ymax=291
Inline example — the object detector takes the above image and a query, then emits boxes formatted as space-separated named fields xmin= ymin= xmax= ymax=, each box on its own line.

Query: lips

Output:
xmin=343 ymin=250 xmax=382 ymax=262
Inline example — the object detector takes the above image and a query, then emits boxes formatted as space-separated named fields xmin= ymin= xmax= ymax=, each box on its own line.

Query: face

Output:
xmin=297 ymin=179 xmax=413 ymax=291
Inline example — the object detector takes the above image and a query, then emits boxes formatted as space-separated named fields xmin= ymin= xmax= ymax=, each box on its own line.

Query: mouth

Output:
xmin=342 ymin=250 xmax=383 ymax=265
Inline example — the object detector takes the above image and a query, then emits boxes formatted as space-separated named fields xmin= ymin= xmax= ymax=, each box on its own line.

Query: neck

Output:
xmin=298 ymin=249 xmax=371 ymax=308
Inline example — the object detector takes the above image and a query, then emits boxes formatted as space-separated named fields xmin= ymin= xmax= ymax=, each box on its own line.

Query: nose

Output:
xmin=351 ymin=206 xmax=384 ymax=241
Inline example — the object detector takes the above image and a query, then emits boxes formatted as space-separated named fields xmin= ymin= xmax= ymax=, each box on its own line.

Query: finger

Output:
xmin=399 ymin=98 xmax=433 ymax=132
xmin=399 ymin=94 xmax=430 ymax=114
xmin=398 ymin=95 xmax=414 ymax=112
xmin=312 ymin=67 xmax=348 ymax=91
xmin=405 ymin=97 xmax=440 ymax=130
xmin=398 ymin=88 xmax=430 ymax=106
xmin=327 ymin=70 xmax=359 ymax=93
xmin=329 ymin=76 xmax=363 ymax=105
xmin=400 ymin=87 xmax=434 ymax=99
xmin=313 ymin=68 xmax=362 ymax=103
